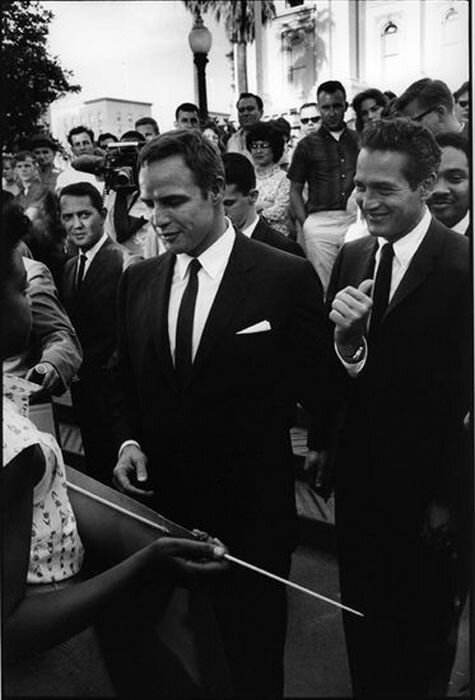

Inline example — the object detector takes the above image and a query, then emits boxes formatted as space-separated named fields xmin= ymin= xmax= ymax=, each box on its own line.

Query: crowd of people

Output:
xmin=2 ymin=74 xmax=471 ymax=698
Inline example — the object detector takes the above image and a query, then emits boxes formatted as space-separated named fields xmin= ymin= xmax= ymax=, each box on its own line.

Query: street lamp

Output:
xmin=188 ymin=13 xmax=212 ymax=122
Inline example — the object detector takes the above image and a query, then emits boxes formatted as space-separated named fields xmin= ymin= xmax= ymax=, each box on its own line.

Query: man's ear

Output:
xmin=248 ymin=188 xmax=259 ymax=204
xmin=419 ymin=172 xmax=437 ymax=201
xmin=210 ymin=177 xmax=224 ymax=201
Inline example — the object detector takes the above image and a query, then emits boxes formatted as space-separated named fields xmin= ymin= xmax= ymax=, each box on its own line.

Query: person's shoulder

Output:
xmin=253 ymin=219 xmax=305 ymax=257
xmin=432 ymin=218 xmax=470 ymax=262
xmin=23 ymin=256 xmax=51 ymax=279
xmin=123 ymin=251 xmax=168 ymax=283
xmin=242 ymin=231 xmax=309 ymax=270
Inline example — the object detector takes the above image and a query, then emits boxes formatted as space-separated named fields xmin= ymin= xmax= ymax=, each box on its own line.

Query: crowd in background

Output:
xmin=2 ymin=73 xmax=471 ymax=699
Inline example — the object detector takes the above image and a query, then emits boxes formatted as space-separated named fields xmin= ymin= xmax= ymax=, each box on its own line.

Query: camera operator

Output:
xmin=99 ymin=131 xmax=165 ymax=264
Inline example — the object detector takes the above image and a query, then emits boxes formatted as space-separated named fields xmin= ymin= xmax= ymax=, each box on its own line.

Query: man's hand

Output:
xmin=303 ymin=450 xmax=332 ymax=499
xmin=26 ymin=362 xmax=63 ymax=395
xmin=113 ymin=444 xmax=154 ymax=498
xmin=329 ymin=279 xmax=373 ymax=357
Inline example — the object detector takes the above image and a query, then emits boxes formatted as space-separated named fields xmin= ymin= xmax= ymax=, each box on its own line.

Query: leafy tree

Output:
xmin=2 ymin=0 xmax=80 ymax=151
xmin=183 ymin=0 xmax=276 ymax=94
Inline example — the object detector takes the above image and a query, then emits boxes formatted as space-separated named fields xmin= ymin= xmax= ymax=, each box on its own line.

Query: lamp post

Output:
xmin=188 ymin=12 xmax=212 ymax=122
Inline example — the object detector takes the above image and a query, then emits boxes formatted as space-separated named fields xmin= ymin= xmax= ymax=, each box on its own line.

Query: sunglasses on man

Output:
xmin=301 ymin=116 xmax=321 ymax=125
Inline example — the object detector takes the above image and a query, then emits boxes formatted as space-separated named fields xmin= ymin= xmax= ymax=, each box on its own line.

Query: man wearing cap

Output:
xmin=29 ymin=134 xmax=62 ymax=193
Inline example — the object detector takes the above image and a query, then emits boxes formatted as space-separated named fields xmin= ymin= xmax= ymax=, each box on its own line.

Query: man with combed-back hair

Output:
xmin=324 ymin=119 xmax=471 ymax=697
xmin=110 ymin=128 xmax=338 ymax=697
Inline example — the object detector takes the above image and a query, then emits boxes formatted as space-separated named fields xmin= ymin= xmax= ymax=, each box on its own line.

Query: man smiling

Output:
xmin=429 ymin=131 xmax=470 ymax=236
xmin=326 ymin=119 xmax=470 ymax=697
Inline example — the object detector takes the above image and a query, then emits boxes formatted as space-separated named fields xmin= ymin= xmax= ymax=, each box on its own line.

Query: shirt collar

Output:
xmin=377 ymin=206 xmax=432 ymax=267
xmin=175 ymin=218 xmax=236 ymax=280
xmin=83 ymin=232 xmax=108 ymax=261
xmin=451 ymin=210 xmax=470 ymax=234
xmin=241 ymin=213 xmax=260 ymax=238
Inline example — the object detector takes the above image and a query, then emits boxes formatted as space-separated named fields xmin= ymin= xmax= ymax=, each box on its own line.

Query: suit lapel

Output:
xmin=384 ymin=219 xmax=443 ymax=319
xmin=82 ymin=238 xmax=115 ymax=288
xmin=151 ymin=253 xmax=176 ymax=390
xmin=190 ymin=234 xmax=255 ymax=384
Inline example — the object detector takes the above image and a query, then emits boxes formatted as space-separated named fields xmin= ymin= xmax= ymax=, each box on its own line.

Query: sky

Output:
xmin=43 ymin=1 xmax=235 ymax=130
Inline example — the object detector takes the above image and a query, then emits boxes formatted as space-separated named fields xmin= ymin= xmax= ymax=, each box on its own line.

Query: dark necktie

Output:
xmin=369 ymin=242 xmax=394 ymax=339
xmin=175 ymin=258 xmax=201 ymax=389
xmin=76 ymin=253 xmax=87 ymax=292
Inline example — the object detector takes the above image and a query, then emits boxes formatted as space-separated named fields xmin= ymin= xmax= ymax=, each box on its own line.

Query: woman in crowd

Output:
xmin=351 ymin=87 xmax=388 ymax=135
xmin=2 ymin=198 xmax=227 ymax=696
xmin=246 ymin=121 xmax=291 ymax=235
xmin=202 ymin=119 xmax=226 ymax=153
xmin=2 ymin=153 xmax=21 ymax=196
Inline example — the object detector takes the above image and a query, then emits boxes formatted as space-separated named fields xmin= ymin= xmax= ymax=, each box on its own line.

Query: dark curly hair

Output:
xmin=361 ymin=118 xmax=441 ymax=190
xmin=352 ymin=88 xmax=388 ymax=133
xmin=246 ymin=122 xmax=285 ymax=163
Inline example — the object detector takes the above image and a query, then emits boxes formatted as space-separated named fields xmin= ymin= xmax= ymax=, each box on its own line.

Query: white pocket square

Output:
xmin=236 ymin=320 xmax=271 ymax=335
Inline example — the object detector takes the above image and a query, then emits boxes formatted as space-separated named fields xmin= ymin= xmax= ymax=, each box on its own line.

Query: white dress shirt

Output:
xmin=78 ymin=232 xmax=109 ymax=278
xmin=451 ymin=210 xmax=470 ymax=235
xmin=338 ymin=206 xmax=432 ymax=375
xmin=119 ymin=220 xmax=235 ymax=457
xmin=240 ymin=214 xmax=260 ymax=238
xmin=168 ymin=220 xmax=235 ymax=362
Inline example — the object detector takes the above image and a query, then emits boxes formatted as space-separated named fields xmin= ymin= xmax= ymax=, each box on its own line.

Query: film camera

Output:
xmin=102 ymin=141 xmax=143 ymax=192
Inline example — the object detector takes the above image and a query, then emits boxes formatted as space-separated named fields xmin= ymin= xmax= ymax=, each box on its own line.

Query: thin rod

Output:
xmin=224 ymin=553 xmax=364 ymax=618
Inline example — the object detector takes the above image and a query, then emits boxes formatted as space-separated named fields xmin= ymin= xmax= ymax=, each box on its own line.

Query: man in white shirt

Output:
xmin=429 ymin=131 xmax=470 ymax=237
xmin=226 ymin=92 xmax=263 ymax=158
xmin=56 ymin=126 xmax=104 ymax=194
xmin=324 ymin=119 xmax=471 ymax=697
xmin=60 ymin=182 xmax=125 ymax=484
xmin=111 ymin=129 xmax=334 ymax=697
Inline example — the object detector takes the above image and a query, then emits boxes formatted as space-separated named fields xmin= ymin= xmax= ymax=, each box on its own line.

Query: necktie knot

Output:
xmin=188 ymin=257 xmax=201 ymax=279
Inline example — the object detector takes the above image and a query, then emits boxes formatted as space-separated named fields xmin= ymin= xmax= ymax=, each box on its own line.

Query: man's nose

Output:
xmin=152 ymin=205 xmax=170 ymax=229
xmin=431 ymin=177 xmax=449 ymax=196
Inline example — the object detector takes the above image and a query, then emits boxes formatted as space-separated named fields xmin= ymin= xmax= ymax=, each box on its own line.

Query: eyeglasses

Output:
xmin=412 ymin=106 xmax=436 ymax=123
xmin=250 ymin=142 xmax=271 ymax=150
xmin=301 ymin=117 xmax=320 ymax=125
xmin=457 ymin=100 xmax=469 ymax=108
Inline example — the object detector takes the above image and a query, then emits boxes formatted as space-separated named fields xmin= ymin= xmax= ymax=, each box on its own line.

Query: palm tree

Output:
xmin=183 ymin=0 xmax=276 ymax=93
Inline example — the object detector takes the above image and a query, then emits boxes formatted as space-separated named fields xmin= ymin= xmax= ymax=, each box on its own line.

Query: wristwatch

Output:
xmin=34 ymin=363 xmax=49 ymax=376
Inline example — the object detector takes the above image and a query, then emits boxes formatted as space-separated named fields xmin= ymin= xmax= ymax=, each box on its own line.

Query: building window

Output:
xmin=381 ymin=21 xmax=399 ymax=82
xmin=382 ymin=21 xmax=398 ymax=56
xmin=285 ymin=0 xmax=304 ymax=7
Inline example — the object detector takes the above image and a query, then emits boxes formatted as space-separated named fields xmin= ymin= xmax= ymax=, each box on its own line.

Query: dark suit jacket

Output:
xmin=112 ymin=232 xmax=335 ymax=553
xmin=327 ymin=218 xmax=471 ymax=524
xmin=62 ymin=237 xmax=124 ymax=371
xmin=252 ymin=218 xmax=306 ymax=258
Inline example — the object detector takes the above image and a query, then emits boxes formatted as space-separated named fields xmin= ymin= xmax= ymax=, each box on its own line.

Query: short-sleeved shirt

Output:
xmin=287 ymin=125 xmax=359 ymax=214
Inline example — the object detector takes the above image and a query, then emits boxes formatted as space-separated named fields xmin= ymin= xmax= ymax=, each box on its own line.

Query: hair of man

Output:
xmin=174 ymin=102 xmax=199 ymax=121
xmin=59 ymin=181 xmax=105 ymax=212
xmin=67 ymin=125 xmax=95 ymax=147
xmin=120 ymin=130 xmax=146 ymax=143
xmin=453 ymin=81 xmax=469 ymax=102
xmin=236 ymin=92 xmax=264 ymax=112
xmin=245 ymin=121 xmax=285 ymax=163
xmin=360 ymin=118 xmax=441 ymax=190
xmin=134 ymin=116 xmax=159 ymax=134
xmin=317 ymin=80 xmax=347 ymax=100
xmin=138 ymin=128 xmax=225 ymax=198
xmin=299 ymin=101 xmax=318 ymax=113
xmin=222 ymin=152 xmax=256 ymax=195
xmin=97 ymin=132 xmax=119 ymax=146
xmin=434 ymin=130 xmax=469 ymax=156
xmin=352 ymin=88 xmax=388 ymax=132
xmin=395 ymin=78 xmax=455 ymax=114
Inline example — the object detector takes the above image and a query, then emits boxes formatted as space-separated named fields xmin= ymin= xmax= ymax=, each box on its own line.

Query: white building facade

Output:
xmin=49 ymin=97 xmax=152 ymax=145
xmin=243 ymin=0 xmax=469 ymax=121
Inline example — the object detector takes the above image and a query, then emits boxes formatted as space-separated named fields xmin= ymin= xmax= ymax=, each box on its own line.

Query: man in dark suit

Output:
xmin=326 ymin=119 xmax=471 ymax=697
xmin=429 ymin=131 xmax=470 ymax=237
xmin=222 ymin=151 xmax=307 ymax=258
xmin=111 ymin=130 xmax=335 ymax=696
xmin=60 ymin=182 xmax=125 ymax=484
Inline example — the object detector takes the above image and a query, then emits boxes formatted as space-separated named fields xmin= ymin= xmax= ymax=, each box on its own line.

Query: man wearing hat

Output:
xmin=29 ymin=134 xmax=62 ymax=192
